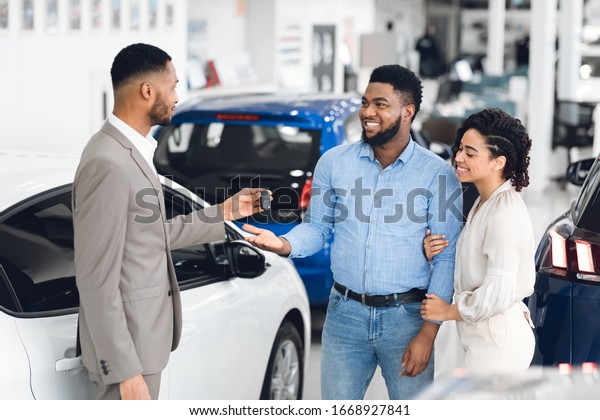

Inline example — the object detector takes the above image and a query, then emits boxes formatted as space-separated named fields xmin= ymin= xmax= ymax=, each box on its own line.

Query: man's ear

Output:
xmin=404 ymin=104 xmax=416 ymax=121
xmin=141 ymin=82 xmax=152 ymax=100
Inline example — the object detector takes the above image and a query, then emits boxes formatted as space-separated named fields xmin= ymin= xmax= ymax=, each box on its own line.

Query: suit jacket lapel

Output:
xmin=101 ymin=121 xmax=170 ymax=234
xmin=101 ymin=121 xmax=163 ymax=192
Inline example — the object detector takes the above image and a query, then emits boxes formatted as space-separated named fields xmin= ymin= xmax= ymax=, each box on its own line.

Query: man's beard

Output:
xmin=361 ymin=117 xmax=402 ymax=147
xmin=149 ymin=93 xmax=172 ymax=126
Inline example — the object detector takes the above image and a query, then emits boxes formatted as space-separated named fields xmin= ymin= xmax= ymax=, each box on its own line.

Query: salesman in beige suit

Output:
xmin=73 ymin=43 xmax=265 ymax=400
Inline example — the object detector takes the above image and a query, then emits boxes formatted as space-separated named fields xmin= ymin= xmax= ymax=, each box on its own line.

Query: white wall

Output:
xmin=0 ymin=0 xmax=188 ymax=156
xmin=187 ymin=0 xmax=247 ymax=62
xmin=183 ymin=0 xmax=375 ymax=93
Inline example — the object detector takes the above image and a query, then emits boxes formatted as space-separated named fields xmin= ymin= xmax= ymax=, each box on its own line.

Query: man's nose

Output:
xmin=362 ymin=104 xmax=376 ymax=117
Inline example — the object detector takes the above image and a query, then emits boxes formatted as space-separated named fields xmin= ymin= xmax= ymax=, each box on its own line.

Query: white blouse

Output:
xmin=454 ymin=180 xmax=535 ymax=324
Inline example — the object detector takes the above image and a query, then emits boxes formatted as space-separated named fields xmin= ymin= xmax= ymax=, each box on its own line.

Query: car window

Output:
xmin=0 ymin=189 xmax=78 ymax=314
xmin=161 ymin=122 xmax=321 ymax=173
xmin=0 ymin=186 xmax=240 ymax=314
xmin=574 ymin=156 xmax=600 ymax=227
xmin=162 ymin=187 xmax=238 ymax=289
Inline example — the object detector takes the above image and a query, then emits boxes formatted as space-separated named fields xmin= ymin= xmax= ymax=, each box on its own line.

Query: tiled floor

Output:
xmin=302 ymin=178 xmax=581 ymax=400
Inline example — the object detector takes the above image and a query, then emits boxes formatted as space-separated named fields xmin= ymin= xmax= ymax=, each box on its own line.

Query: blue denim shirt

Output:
xmin=282 ymin=140 xmax=462 ymax=303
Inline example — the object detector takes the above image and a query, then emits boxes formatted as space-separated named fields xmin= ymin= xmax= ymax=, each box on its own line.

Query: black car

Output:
xmin=529 ymin=154 xmax=600 ymax=366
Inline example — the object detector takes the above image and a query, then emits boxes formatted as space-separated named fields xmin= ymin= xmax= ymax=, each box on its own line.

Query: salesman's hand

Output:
xmin=221 ymin=188 xmax=271 ymax=221
xmin=119 ymin=374 xmax=151 ymax=400
xmin=242 ymin=224 xmax=292 ymax=256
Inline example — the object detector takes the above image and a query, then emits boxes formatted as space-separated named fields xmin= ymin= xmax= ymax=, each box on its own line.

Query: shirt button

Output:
xmin=367 ymin=245 xmax=371 ymax=249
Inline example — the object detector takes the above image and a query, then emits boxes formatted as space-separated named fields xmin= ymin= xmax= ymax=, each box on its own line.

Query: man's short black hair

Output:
xmin=368 ymin=64 xmax=423 ymax=119
xmin=110 ymin=43 xmax=172 ymax=90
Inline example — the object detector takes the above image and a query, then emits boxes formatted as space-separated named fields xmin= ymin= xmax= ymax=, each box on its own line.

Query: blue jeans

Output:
xmin=321 ymin=286 xmax=434 ymax=400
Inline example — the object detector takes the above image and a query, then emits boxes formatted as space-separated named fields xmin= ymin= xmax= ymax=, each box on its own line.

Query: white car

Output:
xmin=0 ymin=150 xmax=310 ymax=400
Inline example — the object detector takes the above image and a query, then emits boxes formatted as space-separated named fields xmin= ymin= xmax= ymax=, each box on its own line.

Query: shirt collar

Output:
xmin=108 ymin=113 xmax=158 ymax=169
xmin=359 ymin=137 xmax=416 ymax=168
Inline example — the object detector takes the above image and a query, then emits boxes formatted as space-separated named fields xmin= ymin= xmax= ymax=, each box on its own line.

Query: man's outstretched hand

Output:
xmin=242 ymin=224 xmax=291 ymax=256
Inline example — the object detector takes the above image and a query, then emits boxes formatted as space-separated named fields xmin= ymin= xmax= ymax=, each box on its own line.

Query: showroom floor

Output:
xmin=302 ymin=180 xmax=580 ymax=399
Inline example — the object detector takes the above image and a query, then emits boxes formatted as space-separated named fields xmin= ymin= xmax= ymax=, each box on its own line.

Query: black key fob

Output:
xmin=260 ymin=190 xmax=271 ymax=211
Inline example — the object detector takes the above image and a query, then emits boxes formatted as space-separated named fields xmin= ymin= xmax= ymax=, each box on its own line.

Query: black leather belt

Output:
xmin=333 ymin=281 xmax=427 ymax=307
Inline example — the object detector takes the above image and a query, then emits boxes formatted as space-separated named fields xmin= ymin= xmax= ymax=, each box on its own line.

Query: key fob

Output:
xmin=260 ymin=190 xmax=271 ymax=211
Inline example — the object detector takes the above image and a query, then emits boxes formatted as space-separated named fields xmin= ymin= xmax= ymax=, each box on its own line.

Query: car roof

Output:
xmin=0 ymin=150 xmax=79 ymax=211
xmin=173 ymin=92 xmax=362 ymax=124
xmin=0 ymin=150 xmax=210 ymax=213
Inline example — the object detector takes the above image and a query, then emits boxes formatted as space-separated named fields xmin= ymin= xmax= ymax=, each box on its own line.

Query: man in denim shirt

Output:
xmin=244 ymin=65 xmax=462 ymax=399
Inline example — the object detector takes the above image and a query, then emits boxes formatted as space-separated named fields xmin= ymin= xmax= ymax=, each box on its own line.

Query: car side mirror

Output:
xmin=226 ymin=240 xmax=267 ymax=278
xmin=566 ymin=158 xmax=595 ymax=186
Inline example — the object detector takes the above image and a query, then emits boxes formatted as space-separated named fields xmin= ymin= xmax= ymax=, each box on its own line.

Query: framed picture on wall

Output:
xmin=130 ymin=0 xmax=140 ymax=30
xmin=91 ymin=0 xmax=103 ymax=30
xmin=70 ymin=0 xmax=81 ymax=30
xmin=312 ymin=25 xmax=336 ymax=92
xmin=0 ymin=0 xmax=9 ymax=31
xmin=46 ymin=0 xmax=59 ymax=33
xmin=165 ymin=0 xmax=174 ymax=29
xmin=22 ymin=0 xmax=34 ymax=31
xmin=111 ymin=0 xmax=121 ymax=30
xmin=148 ymin=0 xmax=157 ymax=29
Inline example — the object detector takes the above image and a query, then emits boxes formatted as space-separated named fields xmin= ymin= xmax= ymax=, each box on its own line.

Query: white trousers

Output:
xmin=456 ymin=301 xmax=535 ymax=375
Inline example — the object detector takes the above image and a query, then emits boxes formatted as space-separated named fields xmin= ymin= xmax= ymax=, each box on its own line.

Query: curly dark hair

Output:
xmin=452 ymin=108 xmax=532 ymax=191
xmin=368 ymin=64 xmax=423 ymax=121
xmin=111 ymin=43 xmax=172 ymax=90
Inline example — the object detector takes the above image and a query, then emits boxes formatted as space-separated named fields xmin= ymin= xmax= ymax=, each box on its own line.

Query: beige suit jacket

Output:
xmin=73 ymin=121 xmax=225 ymax=385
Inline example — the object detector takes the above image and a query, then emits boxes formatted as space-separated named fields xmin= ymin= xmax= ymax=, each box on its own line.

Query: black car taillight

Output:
xmin=568 ymin=235 xmax=600 ymax=282
xmin=539 ymin=217 xmax=600 ymax=282
xmin=538 ymin=217 xmax=574 ymax=278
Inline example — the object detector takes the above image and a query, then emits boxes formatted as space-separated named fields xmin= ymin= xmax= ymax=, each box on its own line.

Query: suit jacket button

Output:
xmin=168 ymin=290 xmax=172 ymax=296
xmin=100 ymin=360 xmax=106 ymax=366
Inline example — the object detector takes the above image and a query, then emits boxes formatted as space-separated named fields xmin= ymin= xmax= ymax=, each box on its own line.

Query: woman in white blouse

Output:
xmin=420 ymin=108 xmax=535 ymax=375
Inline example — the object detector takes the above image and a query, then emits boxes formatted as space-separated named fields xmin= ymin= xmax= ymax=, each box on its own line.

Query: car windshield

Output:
xmin=160 ymin=122 xmax=321 ymax=174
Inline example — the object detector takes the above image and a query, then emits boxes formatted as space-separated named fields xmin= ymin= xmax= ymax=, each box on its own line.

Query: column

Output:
xmin=557 ymin=0 xmax=583 ymax=101
xmin=527 ymin=0 xmax=558 ymax=194
xmin=486 ymin=0 xmax=506 ymax=75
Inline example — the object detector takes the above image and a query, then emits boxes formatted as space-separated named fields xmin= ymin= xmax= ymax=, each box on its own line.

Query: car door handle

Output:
xmin=55 ymin=356 xmax=83 ymax=373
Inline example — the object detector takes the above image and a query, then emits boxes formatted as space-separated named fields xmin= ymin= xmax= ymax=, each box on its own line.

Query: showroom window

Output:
xmin=0 ymin=186 xmax=238 ymax=315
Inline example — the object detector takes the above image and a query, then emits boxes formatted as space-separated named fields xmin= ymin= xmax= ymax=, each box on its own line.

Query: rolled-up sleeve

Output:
xmin=282 ymin=151 xmax=336 ymax=258
xmin=427 ymin=169 xmax=463 ymax=304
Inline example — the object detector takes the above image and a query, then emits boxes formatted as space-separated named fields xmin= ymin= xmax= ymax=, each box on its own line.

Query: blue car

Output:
xmin=154 ymin=92 xmax=449 ymax=306
xmin=529 ymin=154 xmax=600 ymax=365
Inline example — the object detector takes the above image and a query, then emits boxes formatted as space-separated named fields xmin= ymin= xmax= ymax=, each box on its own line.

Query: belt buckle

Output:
xmin=361 ymin=293 xmax=366 ymax=305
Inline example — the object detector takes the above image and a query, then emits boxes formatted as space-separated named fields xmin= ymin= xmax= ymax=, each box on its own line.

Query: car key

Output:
xmin=260 ymin=190 xmax=271 ymax=211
